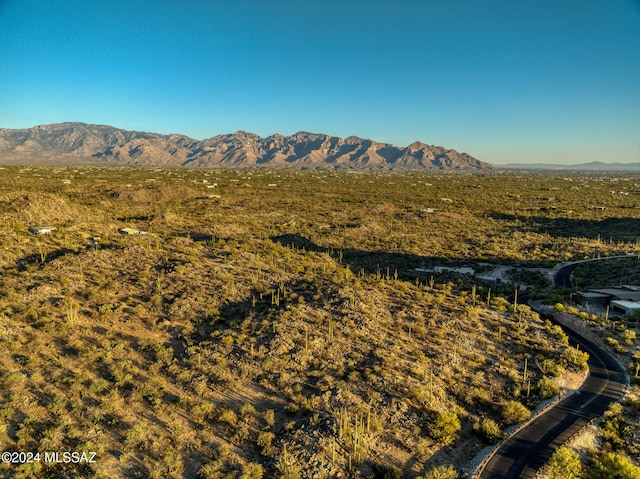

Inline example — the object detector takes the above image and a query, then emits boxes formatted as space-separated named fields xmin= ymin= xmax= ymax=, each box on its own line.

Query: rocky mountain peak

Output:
xmin=0 ymin=123 xmax=491 ymax=171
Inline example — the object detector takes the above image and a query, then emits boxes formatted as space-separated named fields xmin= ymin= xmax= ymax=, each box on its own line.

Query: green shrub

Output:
xmin=562 ymin=346 xmax=589 ymax=371
xmin=239 ymin=462 xmax=264 ymax=479
xmin=501 ymin=400 xmax=530 ymax=426
xmin=418 ymin=464 xmax=458 ymax=479
xmin=473 ymin=418 xmax=504 ymax=444
xmin=429 ymin=412 xmax=461 ymax=446
xmin=545 ymin=446 xmax=583 ymax=479
xmin=257 ymin=430 xmax=275 ymax=455
xmin=218 ymin=408 xmax=238 ymax=428
xmin=537 ymin=376 xmax=560 ymax=399
xmin=591 ymin=452 xmax=640 ymax=479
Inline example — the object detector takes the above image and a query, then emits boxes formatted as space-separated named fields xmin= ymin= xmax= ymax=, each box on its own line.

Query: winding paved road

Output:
xmin=477 ymin=314 xmax=627 ymax=478
xmin=552 ymin=254 xmax=635 ymax=288
xmin=553 ymin=263 xmax=581 ymax=288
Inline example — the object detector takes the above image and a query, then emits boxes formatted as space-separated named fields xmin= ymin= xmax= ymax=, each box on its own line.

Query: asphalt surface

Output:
xmin=553 ymin=263 xmax=581 ymax=288
xmin=552 ymin=255 xmax=635 ymax=288
xmin=478 ymin=318 xmax=627 ymax=479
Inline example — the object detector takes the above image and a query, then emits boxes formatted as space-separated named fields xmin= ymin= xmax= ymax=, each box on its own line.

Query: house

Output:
xmin=587 ymin=287 xmax=640 ymax=302
xmin=610 ymin=300 xmax=640 ymax=317
xmin=576 ymin=286 xmax=640 ymax=317
xmin=574 ymin=291 xmax=610 ymax=309
xmin=28 ymin=226 xmax=56 ymax=235
xmin=119 ymin=227 xmax=148 ymax=235
xmin=415 ymin=266 xmax=475 ymax=275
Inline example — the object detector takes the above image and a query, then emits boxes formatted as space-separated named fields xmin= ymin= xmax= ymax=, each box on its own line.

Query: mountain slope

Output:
xmin=0 ymin=122 xmax=491 ymax=170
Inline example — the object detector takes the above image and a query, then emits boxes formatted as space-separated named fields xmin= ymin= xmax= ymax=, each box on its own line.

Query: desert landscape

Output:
xmin=2 ymin=2 xmax=638 ymax=477
xmin=0 ymin=164 xmax=638 ymax=478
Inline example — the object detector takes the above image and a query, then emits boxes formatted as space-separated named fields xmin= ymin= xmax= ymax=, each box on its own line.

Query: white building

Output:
xmin=610 ymin=300 xmax=640 ymax=317
xmin=28 ymin=226 xmax=56 ymax=235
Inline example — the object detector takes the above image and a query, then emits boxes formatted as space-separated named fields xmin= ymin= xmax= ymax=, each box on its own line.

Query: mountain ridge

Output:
xmin=0 ymin=122 xmax=491 ymax=171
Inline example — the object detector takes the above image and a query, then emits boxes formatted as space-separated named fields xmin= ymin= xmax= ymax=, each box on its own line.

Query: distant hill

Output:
xmin=499 ymin=161 xmax=640 ymax=172
xmin=0 ymin=122 xmax=491 ymax=171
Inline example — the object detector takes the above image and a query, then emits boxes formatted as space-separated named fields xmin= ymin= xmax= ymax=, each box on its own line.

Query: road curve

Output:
xmin=553 ymin=254 xmax=636 ymax=288
xmin=477 ymin=316 xmax=627 ymax=479
xmin=553 ymin=263 xmax=581 ymax=288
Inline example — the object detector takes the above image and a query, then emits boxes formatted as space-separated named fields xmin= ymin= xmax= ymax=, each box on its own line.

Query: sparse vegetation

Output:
xmin=0 ymin=167 xmax=639 ymax=478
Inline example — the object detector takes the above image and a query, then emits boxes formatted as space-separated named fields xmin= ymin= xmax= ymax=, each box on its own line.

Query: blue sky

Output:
xmin=1 ymin=1 xmax=639 ymax=164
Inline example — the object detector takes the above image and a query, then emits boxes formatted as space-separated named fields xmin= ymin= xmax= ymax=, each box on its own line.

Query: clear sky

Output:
xmin=1 ymin=1 xmax=639 ymax=164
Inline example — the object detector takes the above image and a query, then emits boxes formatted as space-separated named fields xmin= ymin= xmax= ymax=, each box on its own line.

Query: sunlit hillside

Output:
xmin=0 ymin=167 xmax=638 ymax=478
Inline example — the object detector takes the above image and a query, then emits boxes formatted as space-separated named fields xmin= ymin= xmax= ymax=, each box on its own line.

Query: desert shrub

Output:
xmin=429 ymin=412 xmax=461 ymax=446
xmin=606 ymin=337 xmax=620 ymax=347
xmin=566 ymin=306 xmax=580 ymax=316
xmin=500 ymin=400 xmax=530 ymax=426
xmin=154 ymin=344 xmax=174 ymax=365
xmin=548 ymin=325 xmax=569 ymax=344
xmin=198 ymin=459 xmax=236 ymax=479
xmin=371 ymin=463 xmax=402 ymax=479
xmin=537 ymin=376 xmax=560 ymax=399
xmin=599 ymin=403 xmax=625 ymax=451
xmin=218 ymin=408 xmax=238 ymax=428
xmin=125 ymin=422 xmax=147 ymax=449
xmin=89 ymin=378 xmax=110 ymax=394
xmin=275 ymin=445 xmax=302 ymax=479
xmin=109 ymin=359 xmax=138 ymax=386
xmin=418 ymin=464 xmax=458 ymax=479
xmin=239 ymin=403 xmax=257 ymax=422
xmin=239 ymin=463 xmax=264 ymax=479
xmin=263 ymin=409 xmax=275 ymax=427
xmin=623 ymin=329 xmax=636 ymax=345
xmin=257 ymin=431 xmax=275 ymax=455
xmin=562 ymin=346 xmax=589 ymax=371
xmin=545 ymin=446 xmax=583 ymax=479
xmin=163 ymin=449 xmax=183 ymax=475
xmin=590 ymin=452 xmax=640 ymax=479
xmin=413 ymin=438 xmax=431 ymax=460
xmin=491 ymin=297 xmax=511 ymax=312
xmin=538 ymin=357 xmax=564 ymax=377
xmin=473 ymin=418 xmax=504 ymax=444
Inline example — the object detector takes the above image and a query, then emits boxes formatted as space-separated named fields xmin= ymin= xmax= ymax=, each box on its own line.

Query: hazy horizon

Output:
xmin=1 ymin=1 xmax=639 ymax=165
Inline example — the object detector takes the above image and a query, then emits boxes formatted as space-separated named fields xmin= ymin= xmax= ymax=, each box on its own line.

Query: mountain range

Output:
xmin=0 ymin=122 xmax=490 ymax=171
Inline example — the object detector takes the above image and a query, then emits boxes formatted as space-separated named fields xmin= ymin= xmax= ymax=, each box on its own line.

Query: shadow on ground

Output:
xmin=487 ymin=213 xmax=640 ymax=242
